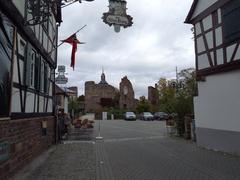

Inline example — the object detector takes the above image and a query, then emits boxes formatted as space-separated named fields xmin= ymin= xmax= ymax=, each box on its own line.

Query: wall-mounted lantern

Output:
xmin=42 ymin=120 xmax=48 ymax=136
xmin=25 ymin=0 xmax=95 ymax=26
xmin=102 ymin=0 xmax=133 ymax=33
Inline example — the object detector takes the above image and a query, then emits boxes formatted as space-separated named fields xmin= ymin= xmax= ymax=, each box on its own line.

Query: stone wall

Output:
xmin=0 ymin=116 xmax=55 ymax=179
xmin=148 ymin=85 xmax=159 ymax=112
xmin=119 ymin=76 xmax=136 ymax=110
xmin=85 ymin=81 xmax=118 ymax=112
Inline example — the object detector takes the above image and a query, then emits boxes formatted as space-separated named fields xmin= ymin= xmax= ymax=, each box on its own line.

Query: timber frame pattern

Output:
xmin=185 ymin=0 xmax=240 ymax=79
xmin=0 ymin=0 xmax=62 ymax=119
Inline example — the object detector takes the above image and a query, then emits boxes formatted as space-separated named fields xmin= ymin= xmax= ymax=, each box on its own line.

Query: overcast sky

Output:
xmin=57 ymin=0 xmax=194 ymax=98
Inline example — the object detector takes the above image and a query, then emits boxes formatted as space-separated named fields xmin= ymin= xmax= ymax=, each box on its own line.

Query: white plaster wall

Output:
xmin=195 ymin=23 xmax=202 ymax=36
xmin=11 ymin=88 xmax=21 ymax=112
xmin=39 ymin=26 xmax=43 ymax=45
xmin=215 ymin=27 xmax=222 ymax=47
xmin=35 ymin=25 xmax=40 ymax=40
xmin=48 ymin=99 xmax=52 ymax=113
xmin=13 ymin=57 xmax=24 ymax=84
xmin=194 ymin=70 xmax=240 ymax=132
xmin=197 ymin=36 xmax=206 ymax=53
xmin=203 ymin=15 xmax=213 ymax=31
xmin=25 ymin=92 xmax=34 ymax=113
xmin=217 ymin=9 xmax=222 ymax=24
xmin=51 ymin=49 xmax=56 ymax=60
xmin=12 ymin=56 xmax=18 ymax=83
xmin=43 ymin=32 xmax=48 ymax=51
xmin=191 ymin=0 xmax=218 ymax=19
xmin=216 ymin=48 xmax=224 ymax=65
xmin=210 ymin=51 xmax=214 ymax=62
xmin=12 ymin=0 xmax=25 ymax=16
xmin=235 ymin=46 xmax=240 ymax=60
xmin=198 ymin=53 xmax=209 ymax=69
xmin=206 ymin=31 xmax=213 ymax=49
xmin=49 ymin=83 xmax=53 ymax=96
xmin=17 ymin=35 xmax=26 ymax=56
xmin=39 ymin=96 xmax=44 ymax=113
xmin=226 ymin=44 xmax=236 ymax=62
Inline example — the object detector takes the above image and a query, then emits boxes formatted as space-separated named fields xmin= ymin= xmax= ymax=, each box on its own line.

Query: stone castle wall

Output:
xmin=119 ymin=76 xmax=136 ymax=110
xmin=85 ymin=82 xmax=118 ymax=112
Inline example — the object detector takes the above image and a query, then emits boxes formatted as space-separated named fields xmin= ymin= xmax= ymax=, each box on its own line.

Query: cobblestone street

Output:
xmin=11 ymin=120 xmax=240 ymax=180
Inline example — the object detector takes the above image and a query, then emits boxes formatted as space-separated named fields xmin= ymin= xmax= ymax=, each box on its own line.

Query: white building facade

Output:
xmin=185 ymin=0 xmax=240 ymax=155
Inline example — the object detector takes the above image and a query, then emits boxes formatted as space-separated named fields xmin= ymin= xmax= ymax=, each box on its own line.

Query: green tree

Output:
xmin=136 ymin=96 xmax=150 ymax=113
xmin=69 ymin=95 xmax=85 ymax=118
xmin=157 ymin=77 xmax=177 ymax=113
xmin=157 ymin=68 xmax=197 ymax=136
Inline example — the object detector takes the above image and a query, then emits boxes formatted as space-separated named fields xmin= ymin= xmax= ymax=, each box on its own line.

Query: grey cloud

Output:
xmin=57 ymin=0 xmax=194 ymax=98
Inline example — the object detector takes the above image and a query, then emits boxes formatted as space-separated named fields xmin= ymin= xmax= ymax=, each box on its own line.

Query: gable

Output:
xmin=185 ymin=0 xmax=219 ymax=23
xmin=192 ymin=0 xmax=218 ymax=19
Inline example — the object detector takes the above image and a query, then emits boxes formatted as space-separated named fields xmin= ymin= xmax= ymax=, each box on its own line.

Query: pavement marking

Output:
xmin=62 ymin=140 xmax=96 ymax=144
xmin=100 ymin=122 xmax=166 ymax=136
xmin=103 ymin=135 xmax=165 ymax=143
xmin=96 ymin=142 xmax=115 ymax=180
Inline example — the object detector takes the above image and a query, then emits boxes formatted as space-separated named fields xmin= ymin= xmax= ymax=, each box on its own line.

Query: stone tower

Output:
xmin=119 ymin=76 xmax=135 ymax=110
xmin=148 ymin=84 xmax=159 ymax=112
xmin=84 ymin=72 xmax=119 ymax=112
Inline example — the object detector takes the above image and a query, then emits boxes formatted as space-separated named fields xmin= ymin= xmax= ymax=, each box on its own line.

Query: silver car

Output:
xmin=139 ymin=112 xmax=154 ymax=121
xmin=124 ymin=112 xmax=136 ymax=121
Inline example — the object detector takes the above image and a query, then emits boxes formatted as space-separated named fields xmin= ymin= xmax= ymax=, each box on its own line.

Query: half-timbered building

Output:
xmin=0 ymin=0 xmax=61 ymax=178
xmin=185 ymin=0 xmax=240 ymax=155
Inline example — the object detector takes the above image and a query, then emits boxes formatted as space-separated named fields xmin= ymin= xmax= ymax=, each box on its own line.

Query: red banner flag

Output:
xmin=61 ymin=33 xmax=81 ymax=70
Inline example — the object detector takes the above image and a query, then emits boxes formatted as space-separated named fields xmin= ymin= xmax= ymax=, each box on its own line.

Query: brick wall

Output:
xmin=0 ymin=116 xmax=55 ymax=179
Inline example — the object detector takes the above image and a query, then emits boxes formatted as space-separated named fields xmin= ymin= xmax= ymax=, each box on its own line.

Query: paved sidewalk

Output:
xmin=11 ymin=142 xmax=96 ymax=180
xmin=9 ymin=121 xmax=240 ymax=180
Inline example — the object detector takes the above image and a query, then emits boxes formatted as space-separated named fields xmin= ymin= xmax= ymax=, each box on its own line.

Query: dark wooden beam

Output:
xmin=0 ymin=0 xmax=57 ymax=68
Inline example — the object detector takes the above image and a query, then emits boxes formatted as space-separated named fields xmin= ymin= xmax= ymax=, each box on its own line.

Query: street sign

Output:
xmin=56 ymin=75 xmax=68 ymax=84
xmin=58 ymin=65 xmax=66 ymax=73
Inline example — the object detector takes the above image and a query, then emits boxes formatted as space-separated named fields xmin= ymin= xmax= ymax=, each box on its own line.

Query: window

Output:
xmin=29 ymin=50 xmax=36 ymax=87
xmin=0 ymin=12 xmax=14 ymax=117
xmin=34 ymin=55 xmax=40 ymax=90
xmin=44 ymin=64 xmax=49 ymax=93
xmin=40 ymin=59 xmax=45 ymax=92
xmin=222 ymin=0 xmax=240 ymax=43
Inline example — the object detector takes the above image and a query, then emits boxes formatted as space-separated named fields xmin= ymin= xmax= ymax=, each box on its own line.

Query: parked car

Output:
xmin=154 ymin=112 xmax=169 ymax=120
xmin=124 ymin=112 xmax=136 ymax=121
xmin=139 ymin=112 xmax=154 ymax=121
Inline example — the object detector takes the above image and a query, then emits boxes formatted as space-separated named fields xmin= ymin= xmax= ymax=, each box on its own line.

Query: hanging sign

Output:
xmin=58 ymin=65 xmax=66 ymax=73
xmin=103 ymin=14 xmax=133 ymax=27
xmin=102 ymin=0 xmax=133 ymax=32
xmin=56 ymin=75 xmax=68 ymax=84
